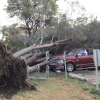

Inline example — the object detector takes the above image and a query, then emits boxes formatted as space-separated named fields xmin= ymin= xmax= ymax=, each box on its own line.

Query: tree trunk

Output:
xmin=25 ymin=52 xmax=45 ymax=65
xmin=27 ymin=60 xmax=50 ymax=73
xmin=20 ymin=53 xmax=33 ymax=60
xmin=34 ymin=58 xmax=46 ymax=63
xmin=40 ymin=15 xmax=44 ymax=45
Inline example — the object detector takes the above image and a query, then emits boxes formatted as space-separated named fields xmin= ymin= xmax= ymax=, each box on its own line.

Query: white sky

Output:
xmin=0 ymin=0 xmax=19 ymax=26
xmin=0 ymin=0 xmax=100 ymax=26
xmin=58 ymin=0 xmax=100 ymax=19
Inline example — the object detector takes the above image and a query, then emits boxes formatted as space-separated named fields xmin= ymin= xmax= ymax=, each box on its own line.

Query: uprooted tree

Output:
xmin=0 ymin=36 xmax=73 ymax=90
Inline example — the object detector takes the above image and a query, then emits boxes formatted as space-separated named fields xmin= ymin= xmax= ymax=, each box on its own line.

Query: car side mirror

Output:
xmin=76 ymin=55 xmax=78 ymax=57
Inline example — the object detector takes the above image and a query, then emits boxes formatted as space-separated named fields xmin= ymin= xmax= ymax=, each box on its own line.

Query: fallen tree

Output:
xmin=0 ymin=36 xmax=73 ymax=89
xmin=16 ymin=36 xmax=73 ymax=73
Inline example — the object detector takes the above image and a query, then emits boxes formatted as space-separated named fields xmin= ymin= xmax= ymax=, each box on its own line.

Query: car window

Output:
xmin=87 ymin=49 xmax=93 ymax=55
xmin=68 ymin=50 xmax=77 ymax=56
xmin=78 ymin=49 xmax=88 ymax=56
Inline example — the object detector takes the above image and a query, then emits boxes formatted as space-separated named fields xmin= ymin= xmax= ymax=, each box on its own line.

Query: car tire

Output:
xmin=66 ymin=63 xmax=75 ymax=72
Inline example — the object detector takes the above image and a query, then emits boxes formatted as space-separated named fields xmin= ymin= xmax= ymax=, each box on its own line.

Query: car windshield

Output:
xmin=67 ymin=50 xmax=77 ymax=56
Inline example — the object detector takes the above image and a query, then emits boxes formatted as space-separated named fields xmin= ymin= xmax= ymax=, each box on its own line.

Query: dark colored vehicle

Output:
xmin=52 ymin=49 xmax=94 ymax=72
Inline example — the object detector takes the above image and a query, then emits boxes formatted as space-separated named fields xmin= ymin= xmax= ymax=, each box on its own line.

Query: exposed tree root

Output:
xmin=0 ymin=42 xmax=36 ymax=90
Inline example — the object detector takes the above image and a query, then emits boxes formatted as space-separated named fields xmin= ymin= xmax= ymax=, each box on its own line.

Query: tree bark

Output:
xmin=25 ymin=52 xmax=45 ymax=65
xmin=34 ymin=57 xmax=46 ymax=63
xmin=20 ymin=53 xmax=33 ymax=60
xmin=27 ymin=60 xmax=50 ymax=73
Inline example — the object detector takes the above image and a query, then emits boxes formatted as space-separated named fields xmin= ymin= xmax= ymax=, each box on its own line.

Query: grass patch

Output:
xmin=72 ymin=94 xmax=86 ymax=100
xmin=90 ymin=88 xmax=100 ymax=95
xmin=17 ymin=90 xmax=24 ymax=96
xmin=1 ymin=72 xmax=100 ymax=100
xmin=82 ymin=87 xmax=89 ymax=91
xmin=66 ymin=76 xmax=100 ymax=96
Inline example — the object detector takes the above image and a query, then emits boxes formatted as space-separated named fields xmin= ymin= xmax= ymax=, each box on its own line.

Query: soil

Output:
xmin=0 ymin=85 xmax=17 ymax=99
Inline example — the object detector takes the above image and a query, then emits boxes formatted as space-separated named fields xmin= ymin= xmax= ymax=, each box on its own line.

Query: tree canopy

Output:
xmin=6 ymin=0 xmax=58 ymax=37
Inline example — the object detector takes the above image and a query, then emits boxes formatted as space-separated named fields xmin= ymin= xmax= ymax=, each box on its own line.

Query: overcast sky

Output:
xmin=58 ymin=0 xmax=100 ymax=18
xmin=0 ymin=0 xmax=100 ymax=26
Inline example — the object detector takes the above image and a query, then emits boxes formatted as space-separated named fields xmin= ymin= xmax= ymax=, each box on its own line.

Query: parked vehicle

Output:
xmin=51 ymin=49 xmax=94 ymax=72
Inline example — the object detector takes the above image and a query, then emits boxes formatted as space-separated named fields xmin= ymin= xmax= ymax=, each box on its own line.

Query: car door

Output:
xmin=75 ymin=49 xmax=89 ymax=68
xmin=85 ymin=49 xmax=94 ymax=67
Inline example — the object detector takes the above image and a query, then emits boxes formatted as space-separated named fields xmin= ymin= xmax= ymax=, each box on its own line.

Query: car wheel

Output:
xmin=66 ymin=63 xmax=75 ymax=72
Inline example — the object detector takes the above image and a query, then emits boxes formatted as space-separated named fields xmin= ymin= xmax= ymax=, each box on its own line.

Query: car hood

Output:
xmin=54 ymin=55 xmax=72 ymax=60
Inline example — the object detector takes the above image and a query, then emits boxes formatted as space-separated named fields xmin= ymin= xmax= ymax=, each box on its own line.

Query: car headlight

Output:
xmin=57 ymin=59 xmax=64 ymax=64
